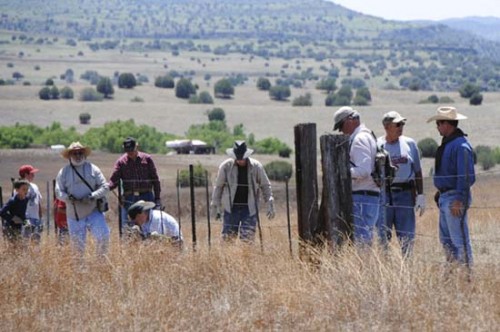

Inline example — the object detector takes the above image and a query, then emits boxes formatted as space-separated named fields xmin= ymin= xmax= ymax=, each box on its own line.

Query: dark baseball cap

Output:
xmin=123 ymin=137 xmax=137 ymax=152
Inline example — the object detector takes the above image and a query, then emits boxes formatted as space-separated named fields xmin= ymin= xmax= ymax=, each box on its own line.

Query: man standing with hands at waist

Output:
xmin=376 ymin=111 xmax=425 ymax=256
xmin=109 ymin=137 xmax=161 ymax=233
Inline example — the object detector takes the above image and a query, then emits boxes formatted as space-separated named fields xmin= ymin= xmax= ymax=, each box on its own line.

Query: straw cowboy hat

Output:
xmin=226 ymin=140 xmax=254 ymax=160
xmin=61 ymin=141 xmax=92 ymax=159
xmin=426 ymin=106 xmax=467 ymax=123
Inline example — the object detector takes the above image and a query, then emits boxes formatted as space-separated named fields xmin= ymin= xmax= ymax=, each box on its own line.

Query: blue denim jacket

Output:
xmin=433 ymin=135 xmax=475 ymax=201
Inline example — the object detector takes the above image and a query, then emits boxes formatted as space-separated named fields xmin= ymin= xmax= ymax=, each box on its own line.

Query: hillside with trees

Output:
xmin=2 ymin=0 xmax=500 ymax=92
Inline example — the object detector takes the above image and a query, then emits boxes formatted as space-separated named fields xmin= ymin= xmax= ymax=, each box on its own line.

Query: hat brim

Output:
xmin=226 ymin=148 xmax=254 ymax=160
xmin=426 ymin=114 xmax=467 ymax=123
xmin=61 ymin=147 xmax=92 ymax=159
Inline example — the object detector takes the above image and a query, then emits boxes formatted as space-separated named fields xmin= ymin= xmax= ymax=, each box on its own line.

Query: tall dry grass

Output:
xmin=1 ymin=178 xmax=499 ymax=331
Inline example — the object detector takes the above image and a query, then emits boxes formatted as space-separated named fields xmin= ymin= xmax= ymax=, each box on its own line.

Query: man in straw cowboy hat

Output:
xmin=333 ymin=106 xmax=379 ymax=246
xmin=210 ymin=140 xmax=275 ymax=241
xmin=55 ymin=142 xmax=110 ymax=256
xmin=427 ymin=106 xmax=475 ymax=267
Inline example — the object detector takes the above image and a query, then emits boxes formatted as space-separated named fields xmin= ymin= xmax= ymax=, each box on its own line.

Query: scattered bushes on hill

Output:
xmin=264 ymin=161 xmax=293 ymax=181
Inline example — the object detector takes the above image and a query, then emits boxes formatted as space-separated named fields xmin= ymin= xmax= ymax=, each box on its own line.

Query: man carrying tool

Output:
xmin=109 ymin=137 xmax=161 ymax=234
xmin=55 ymin=142 xmax=110 ymax=257
xmin=210 ymin=141 xmax=275 ymax=242
xmin=427 ymin=106 xmax=475 ymax=269
xmin=376 ymin=111 xmax=425 ymax=256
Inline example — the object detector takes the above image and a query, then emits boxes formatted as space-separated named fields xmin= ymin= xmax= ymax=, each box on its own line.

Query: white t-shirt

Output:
xmin=377 ymin=135 xmax=422 ymax=184
xmin=26 ymin=182 xmax=42 ymax=219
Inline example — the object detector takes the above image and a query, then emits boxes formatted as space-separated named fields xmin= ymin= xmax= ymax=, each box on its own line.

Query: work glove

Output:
xmin=210 ymin=205 xmax=221 ymax=221
xmin=266 ymin=198 xmax=275 ymax=220
xmin=415 ymin=194 xmax=426 ymax=217
xmin=154 ymin=199 xmax=162 ymax=210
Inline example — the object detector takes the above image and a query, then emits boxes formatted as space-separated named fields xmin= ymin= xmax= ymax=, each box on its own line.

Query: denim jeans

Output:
xmin=352 ymin=193 xmax=380 ymax=245
xmin=22 ymin=218 xmax=43 ymax=242
xmin=121 ymin=191 xmax=155 ymax=230
xmin=67 ymin=210 xmax=110 ymax=256
xmin=222 ymin=205 xmax=257 ymax=241
xmin=377 ymin=190 xmax=415 ymax=256
xmin=438 ymin=191 xmax=473 ymax=265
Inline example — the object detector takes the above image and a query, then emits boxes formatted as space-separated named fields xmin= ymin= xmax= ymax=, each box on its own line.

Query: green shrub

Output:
xmin=264 ymin=161 xmax=293 ymax=181
xmin=45 ymin=78 xmax=54 ymax=86
xmin=253 ymin=137 xmax=291 ymax=155
xmin=39 ymin=87 xmax=51 ymax=100
xmin=292 ymin=93 xmax=312 ymax=106
xmin=60 ymin=86 xmax=74 ymax=99
xmin=418 ymin=138 xmax=438 ymax=158
xmin=469 ymin=93 xmax=483 ymax=106
xmin=79 ymin=112 xmax=91 ymax=124
xmin=176 ymin=163 xmax=209 ymax=188
xmin=154 ymin=75 xmax=175 ymax=88
xmin=256 ymin=77 xmax=271 ymax=91
xmin=439 ymin=96 xmax=454 ymax=103
xmin=207 ymin=108 xmax=225 ymax=122
xmin=475 ymin=145 xmax=496 ymax=170
xmin=79 ymin=87 xmax=104 ymax=101
xmin=50 ymin=86 xmax=60 ymax=99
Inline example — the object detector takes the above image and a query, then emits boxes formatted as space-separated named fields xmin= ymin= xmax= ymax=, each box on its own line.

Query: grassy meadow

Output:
xmin=1 ymin=32 xmax=500 ymax=331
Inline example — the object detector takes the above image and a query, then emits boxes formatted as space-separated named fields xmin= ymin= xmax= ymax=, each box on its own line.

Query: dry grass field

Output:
xmin=1 ymin=35 xmax=500 ymax=331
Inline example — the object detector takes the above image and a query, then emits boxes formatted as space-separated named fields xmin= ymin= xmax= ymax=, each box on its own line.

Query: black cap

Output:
xmin=123 ymin=137 xmax=137 ymax=152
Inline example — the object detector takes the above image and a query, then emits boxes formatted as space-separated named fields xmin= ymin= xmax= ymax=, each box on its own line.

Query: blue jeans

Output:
xmin=377 ymin=190 xmax=415 ymax=256
xmin=352 ymin=193 xmax=380 ymax=245
xmin=438 ymin=191 xmax=473 ymax=265
xmin=22 ymin=218 xmax=43 ymax=243
xmin=68 ymin=210 xmax=110 ymax=256
xmin=121 ymin=192 xmax=155 ymax=230
xmin=222 ymin=205 xmax=257 ymax=241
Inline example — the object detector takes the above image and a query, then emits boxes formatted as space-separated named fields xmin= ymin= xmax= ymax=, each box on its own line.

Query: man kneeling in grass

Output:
xmin=127 ymin=200 xmax=182 ymax=244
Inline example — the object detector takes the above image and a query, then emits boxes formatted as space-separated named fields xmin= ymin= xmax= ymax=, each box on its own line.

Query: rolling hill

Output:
xmin=1 ymin=0 xmax=500 ymax=91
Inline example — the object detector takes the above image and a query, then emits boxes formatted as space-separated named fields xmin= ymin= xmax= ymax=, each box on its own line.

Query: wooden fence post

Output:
xmin=294 ymin=123 xmax=319 ymax=246
xmin=319 ymin=134 xmax=353 ymax=248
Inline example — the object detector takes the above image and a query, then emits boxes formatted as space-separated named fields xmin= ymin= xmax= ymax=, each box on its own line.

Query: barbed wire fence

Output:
xmin=1 ymin=165 xmax=500 ymax=264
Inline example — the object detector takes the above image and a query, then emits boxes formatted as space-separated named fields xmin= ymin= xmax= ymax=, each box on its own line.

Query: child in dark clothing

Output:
xmin=1 ymin=179 xmax=30 ymax=241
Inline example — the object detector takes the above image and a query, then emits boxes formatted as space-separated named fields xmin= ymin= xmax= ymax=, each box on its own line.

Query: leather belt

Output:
xmin=389 ymin=182 xmax=413 ymax=192
xmin=439 ymin=188 xmax=453 ymax=194
xmin=123 ymin=190 xmax=151 ymax=196
xmin=352 ymin=190 xmax=380 ymax=197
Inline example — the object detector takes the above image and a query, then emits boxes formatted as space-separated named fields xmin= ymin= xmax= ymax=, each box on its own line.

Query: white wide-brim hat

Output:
xmin=426 ymin=106 xmax=467 ymax=123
